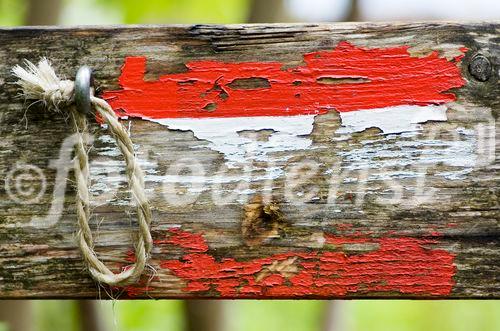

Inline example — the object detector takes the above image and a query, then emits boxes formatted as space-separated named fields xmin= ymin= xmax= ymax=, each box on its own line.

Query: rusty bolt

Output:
xmin=468 ymin=54 xmax=492 ymax=82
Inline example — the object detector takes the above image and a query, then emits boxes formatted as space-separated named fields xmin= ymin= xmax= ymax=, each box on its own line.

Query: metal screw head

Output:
xmin=74 ymin=66 xmax=94 ymax=114
xmin=468 ymin=54 xmax=492 ymax=82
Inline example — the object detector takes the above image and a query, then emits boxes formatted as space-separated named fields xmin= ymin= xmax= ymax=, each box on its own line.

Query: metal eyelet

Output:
xmin=74 ymin=66 xmax=94 ymax=114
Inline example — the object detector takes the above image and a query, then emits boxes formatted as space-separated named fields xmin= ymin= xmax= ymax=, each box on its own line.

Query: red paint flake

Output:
xmin=154 ymin=227 xmax=208 ymax=252
xmin=454 ymin=47 xmax=469 ymax=62
xmin=158 ymin=229 xmax=456 ymax=298
xmin=185 ymin=281 xmax=211 ymax=292
xmin=325 ymin=235 xmax=370 ymax=246
xmin=103 ymin=42 xmax=466 ymax=119
xmin=114 ymin=251 xmax=155 ymax=297
xmin=121 ymin=283 xmax=150 ymax=298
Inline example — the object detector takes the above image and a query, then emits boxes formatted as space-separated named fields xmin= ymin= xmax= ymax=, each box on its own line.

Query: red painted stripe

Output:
xmin=103 ymin=42 xmax=465 ymax=119
xmin=151 ymin=229 xmax=455 ymax=298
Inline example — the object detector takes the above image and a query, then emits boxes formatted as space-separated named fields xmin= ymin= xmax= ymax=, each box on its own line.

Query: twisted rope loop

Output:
xmin=13 ymin=59 xmax=153 ymax=286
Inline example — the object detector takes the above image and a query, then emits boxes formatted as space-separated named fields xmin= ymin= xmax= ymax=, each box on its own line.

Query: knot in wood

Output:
xmin=242 ymin=195 xmax=284 ymax=247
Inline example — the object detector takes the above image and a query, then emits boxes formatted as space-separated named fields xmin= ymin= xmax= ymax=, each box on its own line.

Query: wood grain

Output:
xmin=0 ymin=23 xmax=498 ymax=299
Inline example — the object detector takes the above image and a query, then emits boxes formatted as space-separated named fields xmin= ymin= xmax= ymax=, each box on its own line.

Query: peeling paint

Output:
xmin=149 ymin=229 xmax=456 ymax=298
xmin=336 ymin=105 xmax=448 ymax=134
xmin=151 ymin=115 xmax=315 ymax=167
xmin=103 ymin=42 xmax=465 ymax=168
xmin=337 ymin=127 xmax=478 ymax=181
xmin=91 ymin=135 xmax=159 ymax=203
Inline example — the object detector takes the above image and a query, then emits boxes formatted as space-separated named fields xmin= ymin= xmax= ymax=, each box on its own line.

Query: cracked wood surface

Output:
xmin=0 ymin=23 xmax=499 ymax=299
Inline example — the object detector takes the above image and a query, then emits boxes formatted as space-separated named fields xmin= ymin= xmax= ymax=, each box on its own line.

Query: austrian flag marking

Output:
xmin=103 ymin=41 xmax=466 ymax=166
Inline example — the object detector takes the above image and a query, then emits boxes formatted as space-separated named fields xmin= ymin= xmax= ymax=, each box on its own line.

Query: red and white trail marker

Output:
xmin=104 ymin=42 xmax=466 ymax=168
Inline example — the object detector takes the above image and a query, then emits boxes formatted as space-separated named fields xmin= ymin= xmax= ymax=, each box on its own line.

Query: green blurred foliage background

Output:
xmin=0 ymin=0 xmax=26 ymax=25
xmin=0 ymin=1 xmax=499 ymax=331
xmin=0 ymin=0 xmax=251 ymax=25
xmin=4 ymin=300 xmax=497 ymax=331
xmin=96 ymin=0 xmax=250 ymax=24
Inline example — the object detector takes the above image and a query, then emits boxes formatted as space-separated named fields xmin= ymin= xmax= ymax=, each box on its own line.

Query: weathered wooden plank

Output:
xmin=0 ymin=23 xmax=498 ymax=299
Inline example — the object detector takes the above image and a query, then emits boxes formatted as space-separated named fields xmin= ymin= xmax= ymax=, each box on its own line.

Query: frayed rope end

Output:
xmin=12 ymin=58 xmax=75 ymax=112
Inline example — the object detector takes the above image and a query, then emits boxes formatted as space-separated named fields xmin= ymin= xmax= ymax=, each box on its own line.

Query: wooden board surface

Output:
xmin=0 ymin=23 xmax=498 ymax=299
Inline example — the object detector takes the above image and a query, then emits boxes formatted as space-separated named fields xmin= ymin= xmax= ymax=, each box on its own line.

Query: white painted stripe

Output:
xmin=92 ymin=104 xmax=474 ymax=205
xmin=151 ymin=115 xmax=316 ymax=166
xmin=147 ymin=105 xmax=448 ymax=166
xmin=336 ymin=105 xmax=448 ymax=134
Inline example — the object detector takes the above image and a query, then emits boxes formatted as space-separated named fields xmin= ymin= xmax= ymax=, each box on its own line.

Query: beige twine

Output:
xmin=12 ymin=59 xmax=153 ymax=286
